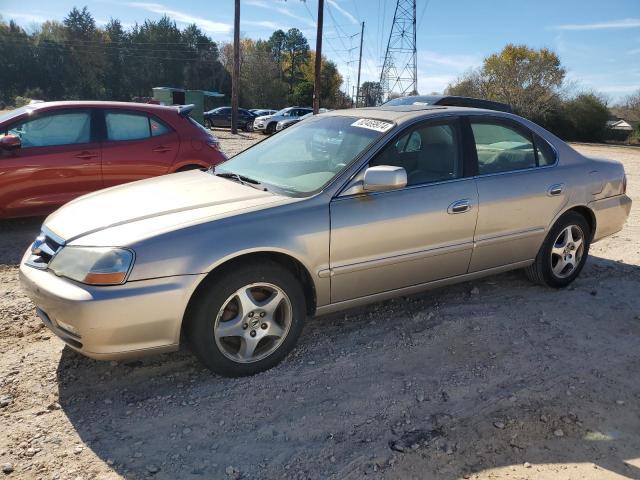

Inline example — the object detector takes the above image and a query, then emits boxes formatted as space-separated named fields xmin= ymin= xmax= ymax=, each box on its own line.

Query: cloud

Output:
xmin=552 ymin=18 xmax=640 ymax=31
xmin=327 ymin=0 xmax=358 ymax=25
xmin=5 ymin=12 xmax=49 ymax=24
xmin=244 ymin=20 xmax=282 ymax=30
xmin=419 ymin=50 xmax=481 ymax=72
xmin=245 ymin=0 xmax=315 ymax=28
xmin=127 ymin=2 xmax=232 ymax=34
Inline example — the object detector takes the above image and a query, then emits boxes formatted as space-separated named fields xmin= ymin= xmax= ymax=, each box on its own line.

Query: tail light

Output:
xmin=206 ymin=136 xmax=220 ymax=151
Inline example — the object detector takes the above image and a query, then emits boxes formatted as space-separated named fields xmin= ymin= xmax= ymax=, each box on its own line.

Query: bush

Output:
xmin=13 ymin=96 xmax=32 ymax=108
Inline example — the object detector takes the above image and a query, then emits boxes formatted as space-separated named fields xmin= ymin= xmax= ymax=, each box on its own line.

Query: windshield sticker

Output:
xmin=351 ymin=118 xmax=393 ymax=133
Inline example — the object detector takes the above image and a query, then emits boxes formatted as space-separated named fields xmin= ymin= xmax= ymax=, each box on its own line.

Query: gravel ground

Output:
xmin=1 ymin=137 xmax=640 ymax=480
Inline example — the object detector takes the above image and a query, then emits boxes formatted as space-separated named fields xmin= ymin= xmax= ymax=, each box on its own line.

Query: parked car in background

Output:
xmin=254 ymin=107 xmax=313 ymax=134
xmin=251 ymin=109 xmax=277 ymax=117
xmin=0 ymin=101 xmax=226 ymax=219
xmin=19 ymin=104 xmax=630 ymax=376
xmin=204 ymin=107 xmax=256 ymax=132
xmin=276 ymin=112 xmax=313 ymax=132
xmin=275 ymin=109 xmax=331 ymax=132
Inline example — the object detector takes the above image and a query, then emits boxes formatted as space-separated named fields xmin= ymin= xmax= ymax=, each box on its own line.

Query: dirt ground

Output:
xmin=1 ymin=136 xmax=640 ymax=480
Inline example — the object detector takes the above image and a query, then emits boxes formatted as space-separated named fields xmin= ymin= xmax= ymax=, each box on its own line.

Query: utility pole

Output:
xmin=355 ymin=21 xmax=364 ymax=107
xmin=231 ymin=0 xmax=240 ymax=134
xmin=313 ymin=0 xmax=324 ymax=114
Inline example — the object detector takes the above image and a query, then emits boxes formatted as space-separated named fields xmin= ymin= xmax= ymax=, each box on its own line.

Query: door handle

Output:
xmin=547 ymin=183 xmax=564 ymax=196
xmin=75 ymin=151 xmax=97 ymax=160
xmin=447 ymin=199 xmax=472 ymax=214
xmin=152 ymin=146 xmax=171 ymax=153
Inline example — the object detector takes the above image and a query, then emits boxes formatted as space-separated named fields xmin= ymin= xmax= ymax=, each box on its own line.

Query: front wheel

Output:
xmin=525 ymin=211 xmax=591 ymax=288
xmin=243 ymin=122 xmax=254 ymax=132
xmin=265 ymin=123 xmax=276 ymax=135
xmin=204 ymin=119 xmax=212 ymax=129
xmin=186 ymin=262 xmax=306 ymax=377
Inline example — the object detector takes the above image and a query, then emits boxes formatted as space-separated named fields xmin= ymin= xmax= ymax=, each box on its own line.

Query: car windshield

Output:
xmin=214 ymin=115 xmax=393 ymax=196
xmin=273 ymin=107 xmax=291 ymax=116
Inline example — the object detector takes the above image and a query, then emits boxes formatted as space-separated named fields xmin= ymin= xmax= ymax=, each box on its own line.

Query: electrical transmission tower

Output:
xmin=380 ymin=0 xmax=417 ymax=102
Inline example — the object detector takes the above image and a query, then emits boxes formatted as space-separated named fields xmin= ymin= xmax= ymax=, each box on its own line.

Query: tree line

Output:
xmin=359 ymin=45 xmax=639 ymax=144
xmin=0 ymin=6 xmax=349 ymax=110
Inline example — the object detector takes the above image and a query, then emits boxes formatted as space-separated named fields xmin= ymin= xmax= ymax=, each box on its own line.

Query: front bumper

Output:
xmin=253 ymin=120 xmax=268 ymax=132
xmin=589 ymin=194 xmax=632 ymax=242
xmin=19 ymin=259 xmax=206 ymax=360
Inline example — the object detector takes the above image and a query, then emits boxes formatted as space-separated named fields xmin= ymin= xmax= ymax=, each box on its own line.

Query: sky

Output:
xmin=1 ymin=0 xmax=639 ymax=102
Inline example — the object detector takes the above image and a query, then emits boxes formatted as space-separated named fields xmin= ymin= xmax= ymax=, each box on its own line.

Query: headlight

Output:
xmin=49 ymin=247 xmax=134 ymax=285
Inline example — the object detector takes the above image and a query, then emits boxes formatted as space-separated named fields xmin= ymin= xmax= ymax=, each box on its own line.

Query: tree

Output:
xmin=446 ymin=44 xmax=565 ymax=125
xmin=267 ymin=29 xmax=287 ymax=79
xmin=360 ymin=81 xmax=383 ymax=106
xmin=63 ymin=6 xmax=104 ymax=98
xmin=283 ymin=28 xmax=309 ymax=93
xmin=63 ymin=6 xmax=95 ymax=39
xmin=240 ymin=39 xmax=287 ymax=108
xmin=562 ymin=93 xmax=609 ymax=142
xmin=104 ymin=19 xmax=128 ymax=100
xmin=612 ymin=89 xmax=640 ymax=123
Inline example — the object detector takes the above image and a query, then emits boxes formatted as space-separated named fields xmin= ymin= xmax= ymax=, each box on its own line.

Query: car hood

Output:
xmin=44 ymin=171 xmax=291 ymax=243
xmin=254 ymin=115 xmax=273 ymax=122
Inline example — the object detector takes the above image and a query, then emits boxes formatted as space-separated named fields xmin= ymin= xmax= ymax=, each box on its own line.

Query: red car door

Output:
xmin=0 ymin=108 xmax=102 ymax=218
xmin=99 ymin=109 xmax=179 ymax=187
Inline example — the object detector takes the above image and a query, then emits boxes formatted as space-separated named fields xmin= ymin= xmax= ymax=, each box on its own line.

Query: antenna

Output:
xmin=380 ymin=0 xmax=418 ymax=102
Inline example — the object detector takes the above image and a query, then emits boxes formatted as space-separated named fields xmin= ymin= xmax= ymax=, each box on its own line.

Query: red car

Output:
xmin=0 ymin=101 xmax=227 ymax=218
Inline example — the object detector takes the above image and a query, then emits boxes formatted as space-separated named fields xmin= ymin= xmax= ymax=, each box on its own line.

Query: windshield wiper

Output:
xmin=214 ymin=171 xmax=268 ymax=191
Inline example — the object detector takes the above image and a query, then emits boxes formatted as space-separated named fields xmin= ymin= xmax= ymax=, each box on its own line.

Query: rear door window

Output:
xmin=105 ymin=111 xmax=171 ymax=141
xmin=7 ymin=110 xmax=92 ymax=147
xmin=470 ymin=120 xmax=536 ymax=174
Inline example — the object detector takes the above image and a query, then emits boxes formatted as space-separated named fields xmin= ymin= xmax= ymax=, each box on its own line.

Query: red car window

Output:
xmin=9 ymin=111 xmax=91 ymax=147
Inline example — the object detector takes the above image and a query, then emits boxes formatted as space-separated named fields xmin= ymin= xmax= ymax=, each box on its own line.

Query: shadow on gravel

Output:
xmin=50 ymin=254 xmax=640 ymax=479
xmin=0 ymin=217 xmax=43 ymax=265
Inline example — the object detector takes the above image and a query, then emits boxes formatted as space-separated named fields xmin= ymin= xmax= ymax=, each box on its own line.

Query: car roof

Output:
xmin=383 ymin=95 xmax=513 ymax=113
xmin=323 ymin=104 xmax=514 ymax=125
xmin=22 ymin=100 xmax=184 ymax=114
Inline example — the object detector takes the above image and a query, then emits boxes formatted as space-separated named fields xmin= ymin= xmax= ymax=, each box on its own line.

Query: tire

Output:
xmin=204 ymin=119 xmax=212 ymax=129
xmin=265 ymin=122 xmax=276 ymax=135
xmin=186 ymin=261 xmax=306 ymax=377
xmin=525 ymin=211 xmax=591 ymax=288
xmin=243 ymin=122 xmax=254 ymax=132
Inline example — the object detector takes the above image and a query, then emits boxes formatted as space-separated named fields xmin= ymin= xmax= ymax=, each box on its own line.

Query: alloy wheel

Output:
xmin=550 ymin=225 xmax=584 ymax=278
xmin=213 ymin=283 xmax=292 ymax=363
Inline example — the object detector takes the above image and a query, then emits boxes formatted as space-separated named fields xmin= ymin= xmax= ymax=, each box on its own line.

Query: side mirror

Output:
xmin=0 ymin=134 xmax=21 ymax=150
xmin=363 ymin=165 xmax=407 ymax=192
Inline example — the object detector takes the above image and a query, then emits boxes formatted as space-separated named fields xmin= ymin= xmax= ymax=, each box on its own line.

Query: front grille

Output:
xmin=25 ymin=228 xmax=65 ymax=269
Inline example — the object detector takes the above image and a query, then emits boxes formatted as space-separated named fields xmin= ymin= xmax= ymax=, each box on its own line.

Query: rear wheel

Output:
xmin=525 ymin=211 xmax=591 ymax=288
xmin=186 ymin=262 xmax=306 ymax=377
